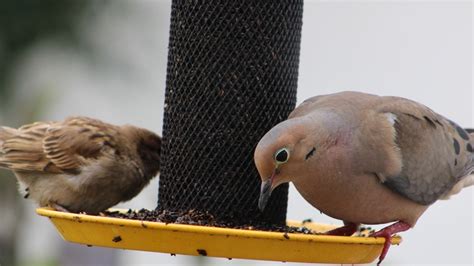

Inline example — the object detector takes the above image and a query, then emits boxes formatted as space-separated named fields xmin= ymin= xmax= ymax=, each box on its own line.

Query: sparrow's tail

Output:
xmin=0 ymin=127 xmax=18 ymax=169
xmin=0 ymin=126 xmax=17 ymax=145
xmin=0 ymin=126 xmax=19 ymax=171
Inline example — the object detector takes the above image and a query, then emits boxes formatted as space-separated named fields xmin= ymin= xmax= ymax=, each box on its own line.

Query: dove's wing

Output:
xmin=0 ymin=117 xmax=118 ymax=174
xmin=377 ymin=97 xmax=474 ymax=205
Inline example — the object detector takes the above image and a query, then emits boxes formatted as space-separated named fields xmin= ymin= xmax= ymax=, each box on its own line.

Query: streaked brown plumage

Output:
xmin=0 ymin=116 xmax=161 ymax=214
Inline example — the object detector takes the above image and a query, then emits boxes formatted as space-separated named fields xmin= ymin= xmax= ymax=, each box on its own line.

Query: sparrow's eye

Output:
xmin=274 ymin=148 xmax=290 ymax=164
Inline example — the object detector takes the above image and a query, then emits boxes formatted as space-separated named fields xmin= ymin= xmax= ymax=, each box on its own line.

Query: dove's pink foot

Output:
xmin=371 ymin=221 xmax=411 ymax=265
xmin=325 ymin=222 xmax=360 ymax=236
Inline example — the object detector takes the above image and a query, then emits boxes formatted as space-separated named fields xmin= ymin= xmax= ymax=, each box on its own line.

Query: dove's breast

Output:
xmin=291 ymin=142 xmax=428 ymax=227
xmin=293 ymin=170 xmax=428 ymax=226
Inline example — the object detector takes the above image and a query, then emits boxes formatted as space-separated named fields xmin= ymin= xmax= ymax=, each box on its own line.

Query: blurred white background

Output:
xmin=0 ymin=0 xmax=471 ymax=265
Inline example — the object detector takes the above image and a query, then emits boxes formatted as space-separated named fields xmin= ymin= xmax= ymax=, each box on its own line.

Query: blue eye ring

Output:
xmin=274 ymin=147 xmax=290 ymax=164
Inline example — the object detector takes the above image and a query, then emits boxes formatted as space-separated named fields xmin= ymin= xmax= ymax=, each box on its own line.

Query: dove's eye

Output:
xmin=274 ymin=148 xmax=290 ymax=164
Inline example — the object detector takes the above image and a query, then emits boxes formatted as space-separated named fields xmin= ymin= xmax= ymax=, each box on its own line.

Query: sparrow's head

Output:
xmin=254 ymin=115 xmax=338 ymax=211
xmin=124 ymin=126 xmax=161 ymax=180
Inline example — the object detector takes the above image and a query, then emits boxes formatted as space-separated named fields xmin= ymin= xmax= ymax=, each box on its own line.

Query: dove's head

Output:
xmin=254 ymin=115 xmax=340 ymax=211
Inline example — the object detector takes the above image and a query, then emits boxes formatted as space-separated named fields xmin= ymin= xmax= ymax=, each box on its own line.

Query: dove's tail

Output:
xmin=462 ymin=127 xmax=474 ymax=189
xmin=467 ymin=128 xmax=474 ymax=187
xmin=440 ymin=128 xmax=474 ymax=199
xmin=441 ymin=172 xmax=474 ymax=200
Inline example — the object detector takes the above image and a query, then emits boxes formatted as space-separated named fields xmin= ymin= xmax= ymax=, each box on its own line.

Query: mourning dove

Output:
xmin=255 ymin=91 xmax=473 ymax=264
xmin=0 ymin=116 xmax=161 ymax=214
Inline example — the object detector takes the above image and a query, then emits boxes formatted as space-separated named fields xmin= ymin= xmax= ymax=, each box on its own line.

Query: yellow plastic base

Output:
xmin=36 ymin=208 xmax=401 ymax=264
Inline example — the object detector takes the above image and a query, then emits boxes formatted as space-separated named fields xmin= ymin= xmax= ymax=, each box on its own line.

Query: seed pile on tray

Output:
xmin=104 ymin=209 xmax=317 ymax=235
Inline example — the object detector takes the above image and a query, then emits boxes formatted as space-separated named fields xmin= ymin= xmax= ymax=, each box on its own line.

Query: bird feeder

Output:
xmin=37 ymin=208 xmax=401 ymax=264
xmin=38 ymin=0 xmax=402 ymax=263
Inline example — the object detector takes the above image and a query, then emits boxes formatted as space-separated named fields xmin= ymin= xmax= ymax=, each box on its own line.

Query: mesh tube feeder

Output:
xmin=37 ymin=0 xmax=402 ymax=263
xmin=158 ymin=0 xmax=301 ymax=225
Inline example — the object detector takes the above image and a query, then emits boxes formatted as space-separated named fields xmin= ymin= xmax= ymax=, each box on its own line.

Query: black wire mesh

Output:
xmin=158 ymin=0 xmax=303 ymax=225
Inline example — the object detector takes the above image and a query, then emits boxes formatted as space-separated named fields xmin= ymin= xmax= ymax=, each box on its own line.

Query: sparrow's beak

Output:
xmin=258 ymin=169 xmax=277 ymax=211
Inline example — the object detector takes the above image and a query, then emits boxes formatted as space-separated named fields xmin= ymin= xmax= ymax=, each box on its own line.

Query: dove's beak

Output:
xmin=258 ymin=168 xmax=277 ymax=211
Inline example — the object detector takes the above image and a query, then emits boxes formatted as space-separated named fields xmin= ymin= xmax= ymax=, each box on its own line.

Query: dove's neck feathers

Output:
xmin=297 ymin=109 xmax=363 ymax=151
xmin=288 ymin=107 xmax=404 ymax=189
xmin=260 ymin=110 xmax=347 ymax=156
xmin=282 ymin=111 xmax=352 ymax=169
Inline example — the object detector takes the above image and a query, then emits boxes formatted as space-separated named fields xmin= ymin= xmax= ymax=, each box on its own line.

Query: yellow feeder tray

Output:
xmin=37 ymin=207 xmax=401 ymax=264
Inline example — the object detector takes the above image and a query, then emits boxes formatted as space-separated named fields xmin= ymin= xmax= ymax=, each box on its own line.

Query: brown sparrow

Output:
xmin=0 ymin=116 xmax=161 ymax=214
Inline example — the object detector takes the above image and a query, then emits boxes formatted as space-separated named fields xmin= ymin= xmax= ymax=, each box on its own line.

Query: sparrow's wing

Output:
xmin=0 ymin=117 xmax=117 ymax=174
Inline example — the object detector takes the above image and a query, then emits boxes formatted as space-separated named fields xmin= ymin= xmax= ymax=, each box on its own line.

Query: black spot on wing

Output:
xmin=453 ymin=138 xmax=460 ymax=155
xmin=403 ymin=113 xmax=421 ymax=121
xmin=305 ymin=147 xmax=316 ymax=160
xmin=454 ymin=159 xmax=458 ymax=166
xmin=423 ymin=116 xmax=437 ymax=128
xmin=467 ymin=143 xmax=473 ymax=153
xmin=465 ymin=128 xmax=474 ymax=134
xmin=455 ymin=126 xmax=470 ymax=141
xmin=448 ymin=120 xmax=470 ymax=140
